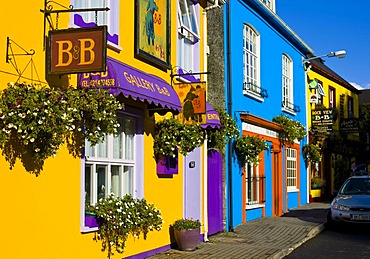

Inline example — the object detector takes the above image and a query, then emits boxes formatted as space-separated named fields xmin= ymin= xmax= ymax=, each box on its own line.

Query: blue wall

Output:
xmin=225 ymin=0 xmax=309 ymax=230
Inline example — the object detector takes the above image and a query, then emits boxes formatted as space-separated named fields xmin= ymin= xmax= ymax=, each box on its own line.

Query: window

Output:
xmin=329 ymin=86 xmax=336 ymax=108
xmin=84 ymin=115 xmax=136 ymax=206
xmin=71 ymin=0 xmax=120 ymax=47
xmin=259 ymin=0 xmax=275 ymax=12
xmin=315 ymin=80 xmax=324 ymax=106
xmin=348 ymin=95 xmax=354 ymax=117
xmin=177 ymin=0 xmax=200 ymax=76
xmin=245 ymin=162 xmax=265 ymax=207
xmin=243 ymin=24 xmax=262 ymax=100
xmin=282 ymin=54 xmax=294 ymax=112
xmin=286 ymin=148 xmax=297 ymax=190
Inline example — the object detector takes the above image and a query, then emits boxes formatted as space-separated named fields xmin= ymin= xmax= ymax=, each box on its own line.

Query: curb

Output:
xmin=268 ymin=222 xmax=326 ymax=259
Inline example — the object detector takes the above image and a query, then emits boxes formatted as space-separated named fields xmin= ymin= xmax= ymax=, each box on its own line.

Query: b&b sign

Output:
xmin=48 ymin=26 xmax=107 ymax=74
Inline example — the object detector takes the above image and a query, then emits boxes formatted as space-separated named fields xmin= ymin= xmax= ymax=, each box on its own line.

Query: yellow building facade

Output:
xmin=306 ymin=59 xmax=361 ymax=200
xmin=0 ymin=1 xmax=218 ymax=258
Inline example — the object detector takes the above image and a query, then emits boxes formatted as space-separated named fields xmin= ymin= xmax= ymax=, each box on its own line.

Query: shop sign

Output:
xmin=48 ymin=26 xmax=107 ymax=74
xmin=310 ymin=94 xmax=318 ymax=104
xmin=311 ymin=109 xmax=333 ymax=132
xmin=340 ymin=118 xmax=359 ymax=133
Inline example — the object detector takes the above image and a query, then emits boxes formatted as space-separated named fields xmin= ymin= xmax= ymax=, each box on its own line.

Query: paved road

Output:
xmin=148 ymin=202 xmax=330 ymax=259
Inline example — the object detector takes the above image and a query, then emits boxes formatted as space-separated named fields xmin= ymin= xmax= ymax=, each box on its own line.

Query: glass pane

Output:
xmin=179 ymin=0 xmax=190 ymax=29
xmin=85 ymin=141 xmax=95 ymax=157
xmin=124 ymin=117 xmax=135 ymax=160
xmin=85 ymin=165 xmax=92 ymax=205
xmin=97 ymin=165 xmax=107 ymax=200
xmin=97 ymin=141 xmax=108 ymax=158
xmin=111 ymin=165 xmax=121 ymax=197
xmin=123 ymin=166 xmax=133 ymax=195
xmin=113 ymin=118 xmax=123 ymax=159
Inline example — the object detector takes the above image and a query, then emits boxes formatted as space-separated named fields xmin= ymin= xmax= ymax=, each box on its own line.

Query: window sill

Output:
xmin=243 ymin=90 xmax=265 ymax=102
xmin=287 ymin=187 xmax=299 ymax=193
xmin=81 ymin=226 xmax=98 ymax=233
xmin=282 ymin=107 xmax=297 ymax=116
xmin=245 ymin=203 xmax=265 ymax=210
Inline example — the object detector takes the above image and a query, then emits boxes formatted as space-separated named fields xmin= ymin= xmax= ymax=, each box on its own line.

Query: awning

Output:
xmin=202 ymin=102 xmax=221 ymax=129
xmin=78 ymin=57 xmax=182 ymax=114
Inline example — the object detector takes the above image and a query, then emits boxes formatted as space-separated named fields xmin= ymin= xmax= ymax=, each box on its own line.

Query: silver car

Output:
xmin=328 ymin=174 xmax=370 ymax=224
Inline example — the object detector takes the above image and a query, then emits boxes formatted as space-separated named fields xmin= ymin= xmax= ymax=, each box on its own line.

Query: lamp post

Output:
xmin=303 ymin=50 xmax=346 ymax=63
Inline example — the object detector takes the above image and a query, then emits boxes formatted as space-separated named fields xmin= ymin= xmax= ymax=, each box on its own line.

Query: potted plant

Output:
xmin=234 ymin=135 xmax=267 ymax=166
xmin=311 ymin=176 xmax=326 ymax=190
xmin=172 ymin=218 xmax=202 ymax=251
xmin=90 ymin=194 xmax=163 ymax=258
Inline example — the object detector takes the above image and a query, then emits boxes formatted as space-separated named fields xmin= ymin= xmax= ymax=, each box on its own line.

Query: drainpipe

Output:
xmin=202 ymin=8 xmax=209 ymax=242
xmin=226 ymin=0 xmax=233 ymax=232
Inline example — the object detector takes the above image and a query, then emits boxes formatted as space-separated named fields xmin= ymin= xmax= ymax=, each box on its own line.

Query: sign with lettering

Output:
xmin=48 ymin=26 xmax=107 ymax=74
xmin=174 ymin=82 xmax=207 ymax=125
xmin=311 ymin=109 xmax=334 ymax=132
xmin=340 ymin=118 xmax=359 ymax=133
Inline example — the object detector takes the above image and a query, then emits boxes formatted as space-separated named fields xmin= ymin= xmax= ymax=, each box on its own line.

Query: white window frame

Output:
xmin=245 ymin=162 xmax=265 ymax=209
xmin=70 ymin=0 xmax=120 ymax=49
xmin=282 ymin=54 xmax=295 ymax=114
xmin=286 ymin=147 xmax=298 ymax=191
xmin=259 ymin=0 xmax=276 ymax=12
xmin=178 ymin=0 xmax=200 ymax=41
xmin=177 ymin=0 xmax=200 ymax=79
xmin=81 ymin=110 xmax=144 ymax=232
xmin=243 ymin=24 xmax=262 ymax=101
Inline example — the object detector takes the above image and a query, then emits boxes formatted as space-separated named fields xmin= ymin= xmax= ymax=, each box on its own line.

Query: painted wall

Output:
xmin=0 ymin=0 xmax=196 ymax=258
xmin=224 ymin=0 xmax=309 ymax=230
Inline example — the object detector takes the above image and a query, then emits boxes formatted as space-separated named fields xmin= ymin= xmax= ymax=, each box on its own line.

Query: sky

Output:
xmin=276 ymin=1 xmax=370 ymax=90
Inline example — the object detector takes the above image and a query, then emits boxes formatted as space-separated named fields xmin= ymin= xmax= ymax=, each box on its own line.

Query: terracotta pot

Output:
xmin=174 ymin=228 xmax=200 ymax=251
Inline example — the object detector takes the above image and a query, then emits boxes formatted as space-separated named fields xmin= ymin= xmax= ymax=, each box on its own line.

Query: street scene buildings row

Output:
xmin=0 ymin=0 xmax=360 ymax=258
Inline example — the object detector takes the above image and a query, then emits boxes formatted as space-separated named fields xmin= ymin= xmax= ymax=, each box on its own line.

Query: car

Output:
xmin=327 ymin=173 xmax=370 ymax=224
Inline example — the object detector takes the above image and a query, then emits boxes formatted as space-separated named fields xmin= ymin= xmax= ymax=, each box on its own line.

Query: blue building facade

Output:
xmin=219 ymin=0 xmax=314 ymax=230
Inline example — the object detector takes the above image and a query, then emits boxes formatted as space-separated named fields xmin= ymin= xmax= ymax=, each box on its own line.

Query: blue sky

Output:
xmin=276 ymin=1 xmax=370 ymax=89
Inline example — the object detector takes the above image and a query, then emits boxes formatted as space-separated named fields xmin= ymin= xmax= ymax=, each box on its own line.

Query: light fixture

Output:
xmin=303 ymin=50 xmax=347 ymax=63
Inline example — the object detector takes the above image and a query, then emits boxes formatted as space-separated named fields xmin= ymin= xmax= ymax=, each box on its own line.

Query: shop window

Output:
xmin=245 ymin=162 xmax=265 ymax=208
xmin=286 ymin=148 xmax=298 ymax=191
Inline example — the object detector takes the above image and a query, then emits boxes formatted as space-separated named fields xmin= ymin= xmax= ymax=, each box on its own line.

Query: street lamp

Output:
xmin=303 ymin=50 xmax=347 ymax=63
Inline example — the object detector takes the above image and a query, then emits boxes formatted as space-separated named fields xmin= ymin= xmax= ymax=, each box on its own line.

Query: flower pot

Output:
xmin=85 ymin=212 xmax=99 ymax=228
xmin=310 ymin=189 xmax=321 ymax=198
xmin=174 ymin=228 xmax=200 ymax=251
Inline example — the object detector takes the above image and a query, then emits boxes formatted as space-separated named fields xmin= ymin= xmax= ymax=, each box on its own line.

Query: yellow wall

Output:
xmin=0 ymin=0 xmax=192 ymax=258
xmin=307 ymin=69 xmax=359 ymax=131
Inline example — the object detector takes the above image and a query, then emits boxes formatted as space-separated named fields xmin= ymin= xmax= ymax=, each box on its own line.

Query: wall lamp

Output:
xmin=303 ymin=50 xmax=347 ymax=63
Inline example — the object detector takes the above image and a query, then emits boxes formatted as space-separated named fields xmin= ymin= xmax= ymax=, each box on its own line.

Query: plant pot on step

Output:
xmin=174 ymin=228 xmax=200 ymax=251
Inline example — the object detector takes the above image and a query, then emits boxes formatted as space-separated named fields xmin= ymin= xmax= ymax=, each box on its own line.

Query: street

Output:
xmin=285 ymin=223 xmax=370 ymax=259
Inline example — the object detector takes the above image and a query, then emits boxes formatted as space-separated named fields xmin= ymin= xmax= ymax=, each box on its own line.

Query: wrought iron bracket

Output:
xmin=40 ymin=0 xmax=110 ymax=49
xmin=170 ymin=66 xmax=210 ymax=85
xmin=5 ymin=37 xmax=41 ymax=83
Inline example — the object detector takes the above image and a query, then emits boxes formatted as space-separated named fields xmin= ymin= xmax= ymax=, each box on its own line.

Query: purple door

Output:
xmin=207 ymin=149 xmax=223 ymax=235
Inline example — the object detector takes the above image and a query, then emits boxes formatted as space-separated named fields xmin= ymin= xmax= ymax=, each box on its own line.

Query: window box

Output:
xmin=85 ymin=211 xmax=99 ymax=228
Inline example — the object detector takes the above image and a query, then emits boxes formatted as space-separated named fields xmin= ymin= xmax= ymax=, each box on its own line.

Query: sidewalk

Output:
xmin=148 ymin=202 xmax=330 ymax=259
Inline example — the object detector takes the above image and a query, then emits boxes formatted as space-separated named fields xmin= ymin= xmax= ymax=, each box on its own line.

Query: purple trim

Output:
xmin=190 ymin=0 xmax=199 ymax=4
xmin=177 ymin=68 xmax=200 ymax=82
xmin=85 ymin=215 xmax=99 ymax=228
xmin=74 ymin=14 xmax=119 ymax=45
xmin=201 ymin=102 xmax=221 ymax=129
xmin=124 ymin=244 xmax=171 ymax=259
xmin=78 ymin=57 xmax=182 ymax=112
xmin=157 ymin=154 xmax=178 ymax=175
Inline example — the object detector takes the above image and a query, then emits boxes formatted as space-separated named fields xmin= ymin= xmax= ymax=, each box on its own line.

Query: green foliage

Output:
xmin=235 ymin=135 xmax=267 ymax=165
xmin=0 ymin=83 xmax=122 ymax=174
xmin=207 ymin=108 xmax=239 ymax=151
xmin=172 ymin=218 xmax=201 ymax=230
xmin=311 ymin=176 xmax=326 ymax=189
xmin=154 ymin=117 xmax=205 ymax=157
xmin=272 ymin=115 xmax=306 ymax=144
xmin=302 ymin=143 xmax=321 ymax=164
xmin=90 ymin=194 xmax=163 ymax=258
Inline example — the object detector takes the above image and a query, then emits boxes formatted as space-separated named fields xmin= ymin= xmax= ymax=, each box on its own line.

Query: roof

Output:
xmin=309 ymin=59 xmax=361 ymax=94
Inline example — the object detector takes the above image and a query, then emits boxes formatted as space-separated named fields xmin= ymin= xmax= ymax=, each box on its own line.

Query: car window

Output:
xmin=339 ymin=178 xmax=370 ymax=195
